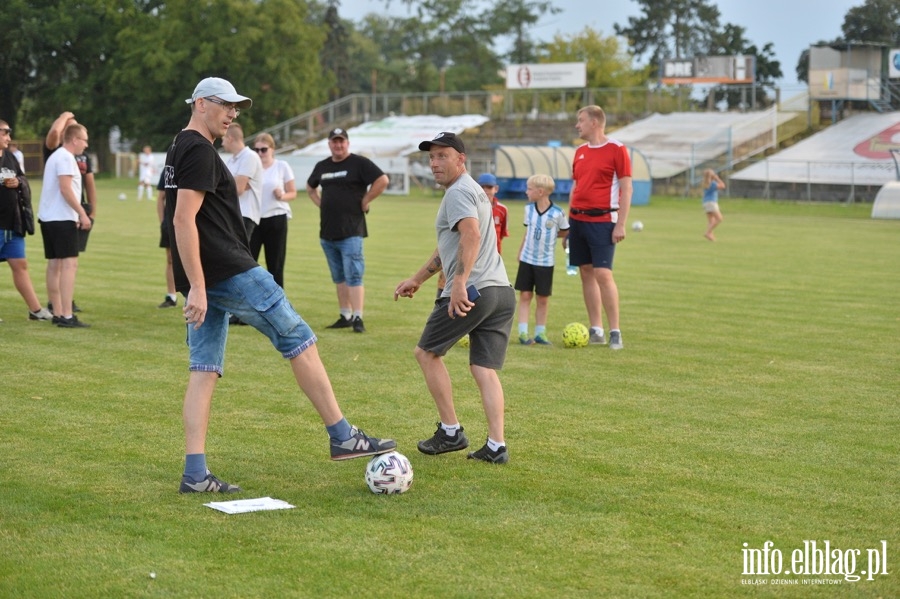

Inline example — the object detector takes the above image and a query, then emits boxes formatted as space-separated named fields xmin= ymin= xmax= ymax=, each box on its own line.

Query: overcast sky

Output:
xmin=338 ymin=0 xmax=862 ymax=89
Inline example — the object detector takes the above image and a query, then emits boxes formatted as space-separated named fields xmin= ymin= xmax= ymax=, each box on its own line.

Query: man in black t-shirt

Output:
xmin=306 ymin=128 xmax=389 ymax=333
xmin=165 ymin=77 xmax=395 ymax=494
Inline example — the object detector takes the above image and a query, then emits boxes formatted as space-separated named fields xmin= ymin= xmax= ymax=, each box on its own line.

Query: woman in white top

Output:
xmin=249 ymin=133 xmax=296 ymax=288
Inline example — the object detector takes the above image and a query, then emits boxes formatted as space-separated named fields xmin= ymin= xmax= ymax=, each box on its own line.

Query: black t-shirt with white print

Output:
xmin=164 ymin=129 xmax=257 ymax=294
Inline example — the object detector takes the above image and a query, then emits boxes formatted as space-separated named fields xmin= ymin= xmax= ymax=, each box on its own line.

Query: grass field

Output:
xmin=1 ymin=178 xmax=898 ymax=598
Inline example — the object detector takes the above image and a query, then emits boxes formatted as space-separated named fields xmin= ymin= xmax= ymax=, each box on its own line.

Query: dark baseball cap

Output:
xmin=418 ymin=132 xmax=466 ymax=154
xmin=328 ymin=128 xmax=349 ymax=140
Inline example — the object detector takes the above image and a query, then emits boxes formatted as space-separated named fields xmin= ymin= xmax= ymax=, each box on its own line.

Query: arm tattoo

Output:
xmin=426 ymin=255 xmax=442 ymax=274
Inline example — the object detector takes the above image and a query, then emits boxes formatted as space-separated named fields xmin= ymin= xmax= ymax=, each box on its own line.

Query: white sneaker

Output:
xmin=608 ymin=331 xmax=624 ymax=350
xmin=29 ymin=307 xmax=54 ymax=321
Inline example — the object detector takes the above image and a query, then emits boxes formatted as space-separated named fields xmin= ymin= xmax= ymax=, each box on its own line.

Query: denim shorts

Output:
xmin=320 ymin=236 xmax=364 ymax=286
xmin=0 ymin=230 xmax=26 ymax=261
xmin=186 ymin=266 xmax=316 ymax=376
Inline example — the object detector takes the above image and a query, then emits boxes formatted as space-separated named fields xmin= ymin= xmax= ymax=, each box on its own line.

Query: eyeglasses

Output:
xmin=76 ymin=138 xmax=89 ymax=143
xmin=204 ymin=97 xmax=241 ymax=117
xmin=0 ymin=128 xmax=11 ymax=135
xmin=252 ymin=147 xmax=270 ymax=154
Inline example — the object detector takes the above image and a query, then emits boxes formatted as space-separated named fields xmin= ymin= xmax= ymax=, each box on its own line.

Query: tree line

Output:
xmin=2 ymin=0 xmax=888 ymax=168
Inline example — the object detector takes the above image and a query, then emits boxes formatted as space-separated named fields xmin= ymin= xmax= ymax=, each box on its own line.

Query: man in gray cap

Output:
xmin=393 ymin=132 xmax=515 ymax=464
xmin=165 ymin=77 xmax=396 ymax=494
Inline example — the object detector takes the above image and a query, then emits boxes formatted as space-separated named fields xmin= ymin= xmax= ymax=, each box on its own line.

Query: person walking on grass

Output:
xmin=702 ymin=168 xmax=725 ymax=241
xmin=165 ymin=77 xmax=395 ymax=494
xmin=515 ymin=174 xmax=569 ymax=346
xmin=394 ymin=132 xmax=516 ymax=465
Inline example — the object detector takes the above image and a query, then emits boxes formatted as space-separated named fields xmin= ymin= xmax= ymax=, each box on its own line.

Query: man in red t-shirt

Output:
xmin=567 ymin=105 xmax=632 ymax=350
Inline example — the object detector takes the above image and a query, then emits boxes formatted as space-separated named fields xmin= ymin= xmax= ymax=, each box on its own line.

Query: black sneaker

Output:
xmin=467 ymin=442 xmax=509 ymax=464
xmin=158 ymin=296 xmax=177 ymax=308
xmin=330 ymin=426 xmax=397 ymax=460
xmin=417 ymin=424 xmax=469 ymax=455
xmin=179 ymin=471 xmax=242 ymax=494
xmin=57 ymin=315 xmax=90 ymax=328
xmin=352 ymin=316 xmax=366 ymax=333
xmin=326 ymin=315 xmax=353 ymax=329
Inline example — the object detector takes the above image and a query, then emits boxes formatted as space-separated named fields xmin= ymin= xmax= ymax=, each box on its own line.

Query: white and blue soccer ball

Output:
xmin=632 ymin=220 xmax=644 ymax=232
xmin=365 ymin=451 xmax=414 ymax=494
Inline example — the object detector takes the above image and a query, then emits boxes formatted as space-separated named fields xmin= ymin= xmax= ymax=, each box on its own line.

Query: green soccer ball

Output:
xmin=562 ymin=322 xmax=590 ymax=348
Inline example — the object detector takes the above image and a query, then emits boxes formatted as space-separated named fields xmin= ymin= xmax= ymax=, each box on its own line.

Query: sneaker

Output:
xmin=417 ymin=424 xmax=469 ymax=455
xmin=179 ymin=471 xmax=242 ymax=494
xmin=352 ymin=316 xmax=366 ymax=333
xmin=534 ymin=333 xmax=551 ymax=345
xmin=29 ymin=308 xmax=54 ymax=321
xmin=326 ymin=315 xmax=353 ymax=329
xmin=158 ymin=296 xmax=177 ymax=308
xmin=518 ymin=333 xmax=534 ymax=345
xmin=52 ymin=316 xmax=62 ymax=325
xmin=467 ymin=442 xmax=510 ymax=464
xmin=330 ymin=426 xmax=396 ymax=460
xmin=228 ymin=314 xmax=248 ymax=326
xmin=57 ymin=315 xmax=90 ymax=328
xmin=589 ymin=331 xmax=606 ymax=345
xmin=608 ymin=330 xmax=623 ymax=350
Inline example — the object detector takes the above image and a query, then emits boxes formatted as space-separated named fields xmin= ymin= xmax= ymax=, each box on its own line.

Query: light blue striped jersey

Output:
xmin=518 ymin=201 xmax=569 ymax=267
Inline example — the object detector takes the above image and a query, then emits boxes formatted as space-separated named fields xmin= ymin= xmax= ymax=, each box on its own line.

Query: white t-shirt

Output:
xmin=139 ymin=151 xmax=156 ymax=184
xmin=226 ymin=146 xmax=263 ymax=224
xmin=261 ymin=160 xmax=295 ymax=219
xmin=38 ymin=147 xmax=81 ymax=222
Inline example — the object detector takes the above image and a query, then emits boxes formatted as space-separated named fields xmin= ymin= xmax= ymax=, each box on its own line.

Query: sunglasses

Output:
xmin=251 ymin=147 xmax=270 ymax=153
xmin=0 ymin=128 xmax=11 ymax=135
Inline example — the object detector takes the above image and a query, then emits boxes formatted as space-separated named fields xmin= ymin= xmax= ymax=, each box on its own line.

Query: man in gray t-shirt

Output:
xmin=394 ymin=132 xmax=516 ymax=465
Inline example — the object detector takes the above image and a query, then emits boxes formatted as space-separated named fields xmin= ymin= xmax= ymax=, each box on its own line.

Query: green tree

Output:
xmin=842 ymin=0 xmax=900 ymax=44
xmin=614 ymin=0 xmax=723 ymax=66
xmin=540 ymin=28 xmax=648 ymax=88
xmin=110 ymin=0 xmax=326 ymax=149
xmin=320 ymin=0 xmax=353 ymax=100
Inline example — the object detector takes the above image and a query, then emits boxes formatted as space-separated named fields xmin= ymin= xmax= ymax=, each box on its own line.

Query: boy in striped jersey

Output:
xmin=514 ymin=174 xmax=569 ymax=345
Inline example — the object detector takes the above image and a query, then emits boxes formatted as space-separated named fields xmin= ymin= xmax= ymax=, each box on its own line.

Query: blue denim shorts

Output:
xmin=186 ymin=266 xmax=316 ymax=376
xmin=320 ymin=236 xmax=364 ymax=286
xmin=0 ymin=230 xmax=26 ymax=261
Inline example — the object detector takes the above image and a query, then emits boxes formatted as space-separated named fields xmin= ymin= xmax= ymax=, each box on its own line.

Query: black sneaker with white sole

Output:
xmin=417 ymin=424 xmax=469 ymax=455
xmin=467 ymin=442 xmax=509 ymax=464
xmin=330 ymin=426 xmax=396 ymax=460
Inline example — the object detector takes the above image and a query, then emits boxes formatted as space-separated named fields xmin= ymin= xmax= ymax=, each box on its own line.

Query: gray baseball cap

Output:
xmin=185 ymin=77 xmax=252 ymax=109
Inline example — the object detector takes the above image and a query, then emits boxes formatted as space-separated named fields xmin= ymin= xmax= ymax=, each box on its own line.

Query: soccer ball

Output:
xmin=117 ymin=193 xmax=127 ymax=201
xmin=365 ymin=451 xmax=413 ymax=495
xmin=457 ymin=334 xmax=470 ymax=348
xmin=632 ymin=221 xmax=644 ymax=232
xmin=562 ymin=322 xmax=590 ymax=348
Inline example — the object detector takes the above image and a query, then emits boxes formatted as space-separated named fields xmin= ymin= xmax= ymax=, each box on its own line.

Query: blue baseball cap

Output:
xmin=477 ymin=173 xmax=498 ymax=186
